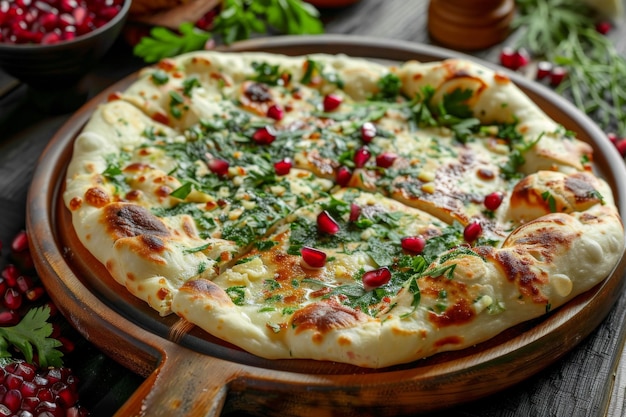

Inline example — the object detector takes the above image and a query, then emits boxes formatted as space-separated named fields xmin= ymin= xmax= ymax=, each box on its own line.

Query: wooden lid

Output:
xmin=428 ymin=0 xmax=515 ymax=50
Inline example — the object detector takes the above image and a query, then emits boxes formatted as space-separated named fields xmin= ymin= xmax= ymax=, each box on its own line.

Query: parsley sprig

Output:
xmin=133 ymin=0 xmax=324 ymax=63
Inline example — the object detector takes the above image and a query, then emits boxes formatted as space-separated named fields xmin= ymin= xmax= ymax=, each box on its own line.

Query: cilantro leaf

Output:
xmin=0 ymin=306 xmax=63 ymax=368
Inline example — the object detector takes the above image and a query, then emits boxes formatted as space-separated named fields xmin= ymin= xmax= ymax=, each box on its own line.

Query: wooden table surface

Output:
xmin=1 ymin=1 xmax=626 ymax=416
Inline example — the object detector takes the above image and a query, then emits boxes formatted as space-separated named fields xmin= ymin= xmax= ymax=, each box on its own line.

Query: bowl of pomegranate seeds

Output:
xmin=0 ymin=0 xmax=130 ymax=90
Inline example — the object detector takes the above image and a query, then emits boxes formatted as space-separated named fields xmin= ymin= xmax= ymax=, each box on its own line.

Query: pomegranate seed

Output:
xmin=596 ymin=21 xmax=611 ymax=35
xmin=11 ymin=230 xmax=29 ymax=253
xmin=335 ymin=166 xmax=352 ymax=187
xmin=353 ymin=147 xmax=371 ymax=168
xmin=0 ymin=309 xmax=20 ymax=326
xmin=323 ymin=94 xmax=342 ymax=112
xmin=4 ymin=288 xmax=22 ymax=310
xmin=463 ymin=221 xmax=482 ymax=243
xmin=375 ymin=152 xmax=397 ymax=168
xmin=484 ymin=191 xmax=504 ymax=211
xmin=16 ymin=275 xmax=33 ymax=293
xmin=615 ymin=138 xmax=626 ymax=157
xmin=4 ymin=389 xmax=21 ymax=412
xmin=41 ymin=31 xmax=61 ymax=44
xmin=273 ymin=158 xmax=292 ymax=176
xmin=349 ymin=203 xmax=361 ymax=222
xmin=317 ymin=211 xmax=340 ymax=235
xmin=360 ymin=122 xmax=377 ymax=143
xmin=26 ymin=286 xmax=46 ymax=301
xmin=252 ymin=126 xmax=276 ymax=145
xmin=208 ymin=158 xmax=229 ymax=176
xmin=607 ymin=132 xmax=618 ymax=144
xmin=536 ymin=61 xmax=552 ymax=80
xmin=59 ymin=336 xmax=75 ymax=354
xmin=550 ymin=66 xmax=567 ymax=86
xmin=300 ymin=246 xmax=327 ymax=269
xmin=266 ymin=104 xmax=284 ymax=121
xmin=362 ymin=267 xmax=392 ymax=291
xmin=2 ymin=264 xmax=19 ymax=286
xmin=401 ymin=236 xmax=426 ymax=255
xmin=59 ymin=0 xmax=78 ymax=13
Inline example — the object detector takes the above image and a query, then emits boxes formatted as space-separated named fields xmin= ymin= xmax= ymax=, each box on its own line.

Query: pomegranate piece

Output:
xmin=549 ymin=66 xmax=567 ymax=87
xmin=322 ymin=94 xmax=342 ymax=112
xmin=208 ymin=158 xmax=229 ymax=176
xmin=595 ymin=21 xmax=611 ymax=35
xmin=349 ymin=203 xmax=361 ymax=222
xmin=266 ymin=104 xmax=284 ymax=121
xmin=252 ymin=126 xmax=276 ymax=145
xmin=401 ymin=236 xmax=426 ymax=255
xmin=615 ymin=138 xmax=626 ymax=157
xmin=483 ymin=191 xmax=504 ymax=211
xmin=535 ymin=61 xmax=552 ymax=80
xmin=11 ymin=230 xmax=28 ymax=253
xmin=300 ymin=246 xmax=327 ymax=269
xmin=375 ymin=152 xmax=397 ymax=168
xmin=317 ymin=210 xmax=340 ymax=235
xmin=335 ymin=166 xmax=352 ymax=187
xmin=353 ymin=147 xmax=371 ymax=168
xmin=362 ymin=267 xmax=392 ymax=291
xmin=360 ymin=122 xmax=377 ymax=143
xmin=273 ymin=158 xmax=292 ymax=176
xmin=607 ymin=132 xmax=618 ymax=144
xmin=463 ymin=221 xmax=482 ymax=243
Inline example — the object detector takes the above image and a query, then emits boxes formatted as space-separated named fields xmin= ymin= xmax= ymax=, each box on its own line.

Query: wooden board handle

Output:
xmin=114 ymin=344 xmax=236 ymax=417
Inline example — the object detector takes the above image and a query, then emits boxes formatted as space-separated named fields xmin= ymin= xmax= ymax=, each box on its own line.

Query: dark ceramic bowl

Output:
xmin=0 ymin=0 xmax=131 ymax=91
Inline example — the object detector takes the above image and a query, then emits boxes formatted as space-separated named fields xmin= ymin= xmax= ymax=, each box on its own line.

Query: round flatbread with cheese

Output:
xmin=63 ymin=51 xmax=625 ymax=368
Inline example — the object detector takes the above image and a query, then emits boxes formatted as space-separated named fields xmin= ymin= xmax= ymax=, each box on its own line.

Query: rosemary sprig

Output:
xmin=513 ymin=0 xmax=626 ymax=137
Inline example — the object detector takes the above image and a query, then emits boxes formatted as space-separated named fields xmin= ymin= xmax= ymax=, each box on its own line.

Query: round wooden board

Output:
xmin=26 ymin=35 xmax=626 ymax=417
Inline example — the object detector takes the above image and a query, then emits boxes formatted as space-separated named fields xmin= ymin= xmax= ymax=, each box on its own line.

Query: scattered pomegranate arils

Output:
xmin=353 ymin=147 xmax=371 ymax=168
xmin=323 ymin=94 xmax=342 ymax=112
xmin=549 ymin=66 xmax=567 ymax=87
xmin=349 ymin=203 xmax=361 ymax=222
xmin=335 ymin=166 xmax=352 ymax=187
xmin=401 ymin=236 xmax=426 ymax=255
xmin=595 ymin=21 xmax=611 ymax=35
xmin=463 ymin=221 xmax=482 ymax=243
xmin=375 ymin=152 xmax=397 ymax=168
xmin=266 ymin=104 xmax=284 ymax=121
xmin=499 ymin=47 xmax=529 ymax=70
xmin=484 ymin=191 xmax=504 ymax=211
xmin=360 ymin=122 xmax=377 ymax=143
xmin=11 ymin=230 xmax=29 ymax=253
xmin=300 ymin=246 xmax=327 ymax=269
xmin=273 ymin=158 xmax=292 ymax=176
xmin=607 ymin=132 xmax=618 ymax=144
xmin=252 ymin=126 xmax=277 ymax=145
xmin=362 ymin=267 xmax=392 ymax=291
xmin=317 ymin=210 xmax=340 ymax=235
xmin=208 ymin=158 xmax=229 ymax=176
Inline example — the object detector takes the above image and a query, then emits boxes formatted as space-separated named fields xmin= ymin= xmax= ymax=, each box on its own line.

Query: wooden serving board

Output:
xmin=26 ymin=35 xmax=626 ymax=417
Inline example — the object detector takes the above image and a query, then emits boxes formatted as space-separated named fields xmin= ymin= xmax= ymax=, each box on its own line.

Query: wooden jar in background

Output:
xmin=428 ymin=0 xmax=515 ymax=50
